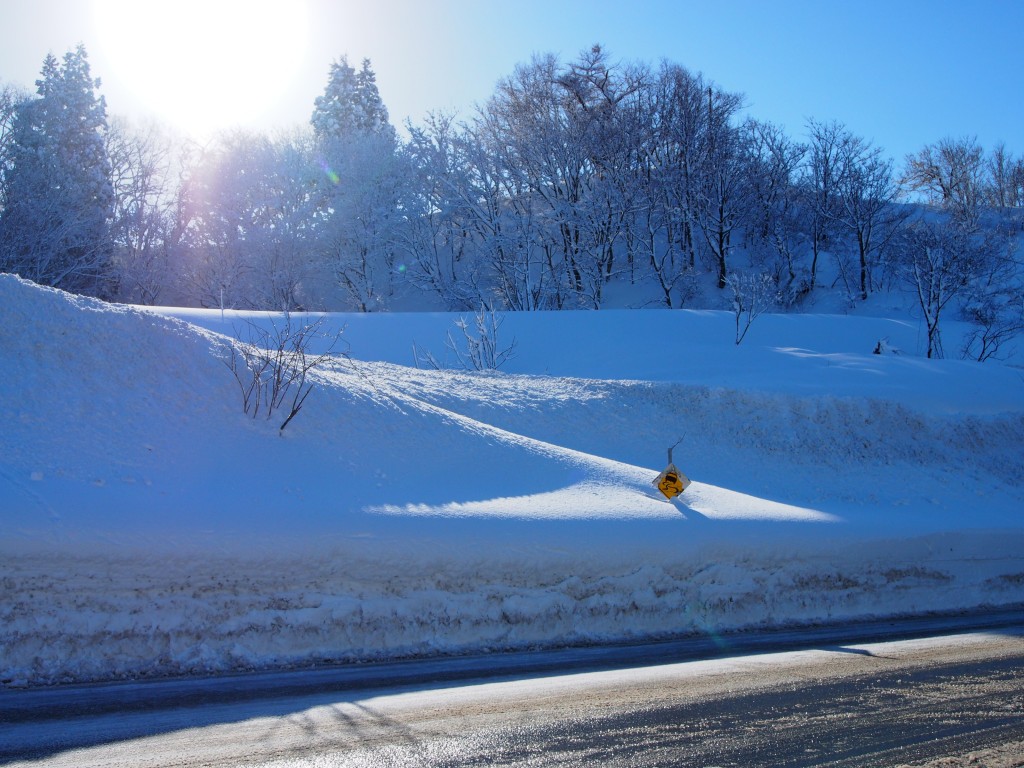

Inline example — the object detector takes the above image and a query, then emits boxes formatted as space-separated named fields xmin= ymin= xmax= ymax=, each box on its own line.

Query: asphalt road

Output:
xmin=3 ymin=612 xmax=1024 ymax=767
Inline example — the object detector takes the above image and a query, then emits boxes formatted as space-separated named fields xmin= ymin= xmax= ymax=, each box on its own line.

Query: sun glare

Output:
xmin=92 ymin=0 xmax=309 ymax=139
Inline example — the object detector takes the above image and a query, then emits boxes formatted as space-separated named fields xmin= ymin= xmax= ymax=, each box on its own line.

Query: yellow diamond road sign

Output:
xmin=655 ymin=463 xmax=690 ymax=500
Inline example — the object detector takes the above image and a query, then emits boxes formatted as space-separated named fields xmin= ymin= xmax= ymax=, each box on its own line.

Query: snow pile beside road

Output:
xmin=1 ymin=274 xmax=1022 ymax=686
xmin=5 ymin=534 xmax=1022 ymax=686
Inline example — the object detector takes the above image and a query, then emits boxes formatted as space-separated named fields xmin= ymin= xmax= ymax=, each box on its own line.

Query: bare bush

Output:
xmin=414 ymin=307 xmax=517 ymax=371
xmin=728 ymin=272 xmax=778 ymax=345
xmin=224 ymin=314 xmax=344 ymax=433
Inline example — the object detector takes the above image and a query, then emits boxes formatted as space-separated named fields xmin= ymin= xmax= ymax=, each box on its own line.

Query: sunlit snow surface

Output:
xmin=1 ymin=274 xmax=1022 ymax=686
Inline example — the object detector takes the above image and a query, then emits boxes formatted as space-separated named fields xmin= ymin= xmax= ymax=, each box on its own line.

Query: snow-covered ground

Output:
xmin=2 ymin=273 xmax=1022 ymax=687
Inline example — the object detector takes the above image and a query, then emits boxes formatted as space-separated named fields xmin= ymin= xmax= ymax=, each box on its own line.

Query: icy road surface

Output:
xmin=4 ymin=621 xmax=1024 ymax=767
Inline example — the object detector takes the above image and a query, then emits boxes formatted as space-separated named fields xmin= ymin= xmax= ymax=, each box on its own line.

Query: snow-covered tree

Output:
xmin=0 ymin=46 xmax=115 ymax=296
xmin=801 ymin=119 xmax=846 ymax=290
xmin=741 ymin=118 xmax=808 ymax=301
xmin=310 ymin=56 xmax=402 ymax=311
xmin=353 ymin=59 xmax=390 ymax=135
xmin=105 ymin=116 xmax=177 ymax=304
xmin=830 ymin=130 xmax=904 ymax=301
xmin=961 ymin=279 xmax=1024 ymax=362
xmin=635 ymin=63 xmax=711 ymax=306
xmin=902 ymin=136 xmax=985 ymax=229
xmin=399 ymin=113 xmax=483 ymax=310
xmin=0 ymin=83 xmax=28 ymax=204
xmin=176 ymin=130 xmax=321 ymax=310
xmin=694 ymin=84 xmax=747 ymax=290
xmin=311 ymin=56 xmax=392 ymax=141
xmin=478 ymin=52 xmax=584 ymax=308
xmin=728 ymin=271 xmax=778 ymax=345
xmin=984 ymin=142 xmax=1024 ymax=211
xmin=468 ymin=47 xmax=653 ymax=309
xmin=894 ymin=215 xmax=1005 ymax=358
xmin=174 ymin=137 xmax=254 ymax=309
xmin=314 ymin=129 xmax=404 ymax=311
xmin=556 ymin=45 xmax=648 ymax=307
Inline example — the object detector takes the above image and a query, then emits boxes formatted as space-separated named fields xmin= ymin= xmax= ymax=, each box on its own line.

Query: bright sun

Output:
xmin=92 ymin=0 xmax=309 ymax=138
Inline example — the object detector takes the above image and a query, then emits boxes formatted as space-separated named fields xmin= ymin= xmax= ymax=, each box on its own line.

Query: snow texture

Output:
xmin=1 ymin=274 xmax=1022 ymax=686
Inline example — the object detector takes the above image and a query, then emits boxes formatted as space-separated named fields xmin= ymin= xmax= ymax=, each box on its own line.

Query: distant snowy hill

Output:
xmin=1 ymin=274 xmax=1022 ymax=686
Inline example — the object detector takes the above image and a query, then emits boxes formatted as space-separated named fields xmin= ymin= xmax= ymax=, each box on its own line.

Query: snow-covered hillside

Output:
xmin=1 ymin=274 xmax=1022 ymax=687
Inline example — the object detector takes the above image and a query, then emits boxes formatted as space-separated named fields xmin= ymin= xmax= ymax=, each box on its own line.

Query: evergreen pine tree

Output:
xmin=311 ymin=56 xmax=392 ymax=139
xmin=0 ymin=45 xmax=115 ymax=296
xmin=311 ymin=56 xmax=361 ymax=139
xmin=354 ymin=59 xmax=390 ymax=136
xmin=309 ymin=55 xmax=401 ymax=310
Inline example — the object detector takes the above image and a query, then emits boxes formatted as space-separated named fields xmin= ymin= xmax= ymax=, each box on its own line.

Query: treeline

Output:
xmin=1 ymin=45 xmax=1022 ymax=357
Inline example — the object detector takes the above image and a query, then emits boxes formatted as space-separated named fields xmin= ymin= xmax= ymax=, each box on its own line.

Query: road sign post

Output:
xmin=654 ymin=438 xmax=690 ymax=500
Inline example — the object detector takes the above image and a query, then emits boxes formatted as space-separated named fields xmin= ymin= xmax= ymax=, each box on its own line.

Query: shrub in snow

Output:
xmin=728 ymin=272 xmax=778 ymax=345
xmin=959 ymin=288 xmax=1024 ymax=363
xmin=414 ymin=306 xmax=517 ymax=371
xmin=872 ymin=337 xmax=901 ymax=355
xmin=223 ymin=314 xmax=344 ymax=433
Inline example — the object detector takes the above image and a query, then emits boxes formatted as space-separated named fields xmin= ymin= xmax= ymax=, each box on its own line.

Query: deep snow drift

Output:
xmin=1 ymin=274 xmax=1022 ymax=686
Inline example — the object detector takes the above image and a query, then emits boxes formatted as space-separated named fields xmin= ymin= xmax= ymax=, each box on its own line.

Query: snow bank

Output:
xmin=2 ymin=274 xmax=1023 ymax=686
xmin=5 ymin=534 xmax=1022 ymax=686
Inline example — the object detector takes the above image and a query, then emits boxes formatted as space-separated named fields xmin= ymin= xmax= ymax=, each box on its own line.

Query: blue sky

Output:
xmin=2 ymin=0 xmax=1022 ymax=162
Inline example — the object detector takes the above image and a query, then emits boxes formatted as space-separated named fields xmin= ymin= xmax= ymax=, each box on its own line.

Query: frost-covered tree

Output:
xmin=636 ymin=63 xmax=711 ymax=305
xmin=830 ymin=130 xmax=904 ymax=300
xmin=985 ymin=142 xmax=1024 ymax=210
xmin=105 ymin=116 xmax=177 ymax=304
xmin=0 ymin=46 xmax=115 ymax=296
xmin=902 ymin=136 xmax=985 ymax=228
xmin=476 ymin=52 xmax=583 ymax=308
xmin=961 ymin=279 xmax=1024 ymax=362
xmin=353 ymin=59 xmax=390 ymax=135
xmin=315 ymin=130 xmax=404 ymax=311
xmin=741 ymin=118 xmax=807 ymax=300
xmin=801 ymin=119 xmax=847 ymax=290
xmin=311 ymin=56 xmax=402 ymax=311
xmin=466 ymin=46 xmax=653 ymax=309
xmin=311 ymin=57 xmax=359 ymax=139
xmin=694 ymin=84 xmax=747 ymax=290
xmin=894 ymin=215 xmax=1005 ymax=358
xmin=553 ymin=45 xmax=648 ymax=306
xmin=311 ymin=56 xmax=392 ymax=140
xmin=177 ymin=130 xmax=321 ymax=310
xmin=0 ymin=83 xmax=28 ymax=207
xmin=400 ymin=113 xmax=490 ymax=310
xmin=728 ymin=271 xmax=778 ymax=345
xmin=174 ymin=136 xmax=253 ymax=308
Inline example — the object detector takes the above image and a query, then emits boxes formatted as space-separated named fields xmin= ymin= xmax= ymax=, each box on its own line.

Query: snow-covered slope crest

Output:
xmin=1 ymin=274 xmax=235 ymax=517
xmin=0 ymin=273 xmax=687 ymax=545
xmin=2 ymin=274 xmax=1023 ymax=686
